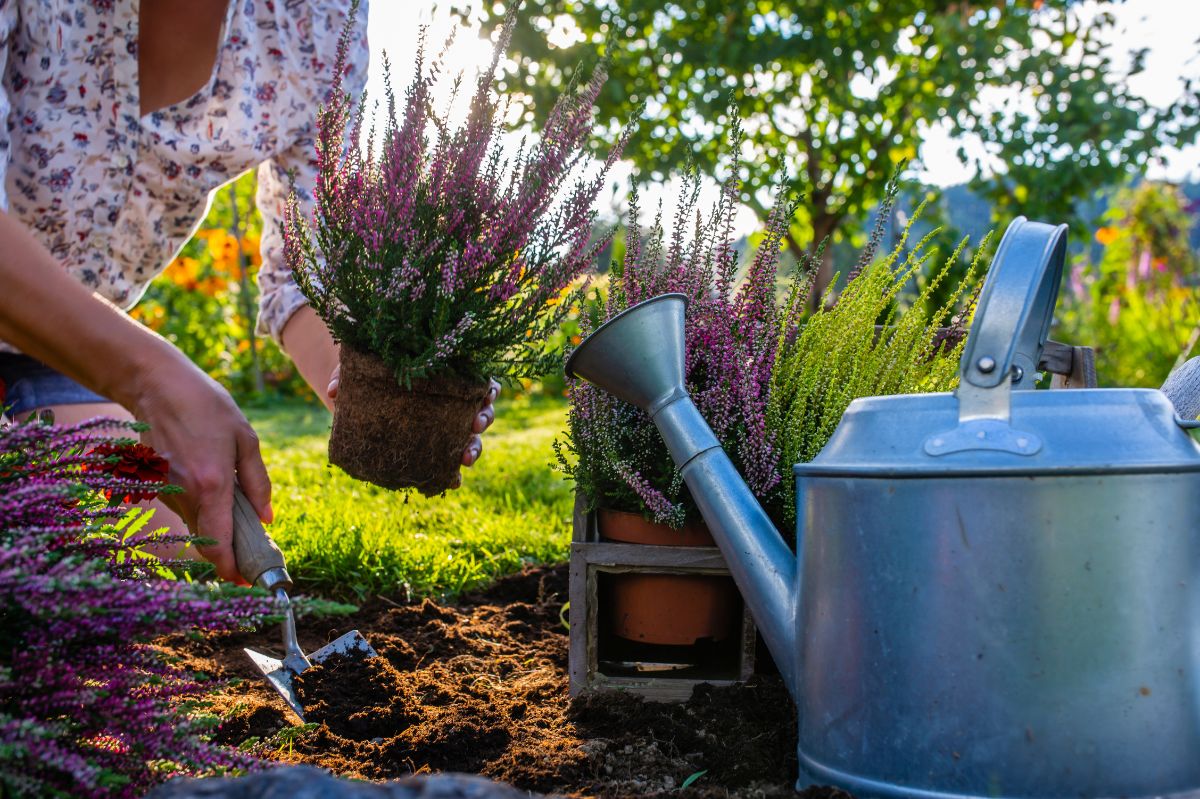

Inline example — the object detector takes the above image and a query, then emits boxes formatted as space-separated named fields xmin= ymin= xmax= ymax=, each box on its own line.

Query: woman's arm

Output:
xmin=0 ymin=210 xmax=271 ymax=583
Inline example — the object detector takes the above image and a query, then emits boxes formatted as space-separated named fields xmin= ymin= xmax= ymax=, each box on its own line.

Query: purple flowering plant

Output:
xmin=556 ymin=130 xmax=801 ymax=527
xmin=558 ymin=156 xmax=985 ymax=531
xmin=285 ymin=4 xmax=631 ymax=385
xmin=0 ymin=418 xmax=273 ymax=798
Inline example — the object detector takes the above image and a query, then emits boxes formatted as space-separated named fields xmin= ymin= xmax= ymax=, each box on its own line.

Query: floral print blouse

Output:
xmin=0 ymin=0 xmax=368 ymax=348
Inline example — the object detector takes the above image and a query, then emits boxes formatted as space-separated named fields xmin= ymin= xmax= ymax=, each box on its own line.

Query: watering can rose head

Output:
xmin=282 ymin=5 xmax=633 ymax=388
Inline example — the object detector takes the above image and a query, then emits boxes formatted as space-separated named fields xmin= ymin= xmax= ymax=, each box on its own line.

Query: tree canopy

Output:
xmin=460 ymin=0 xmax=1196 ymax=290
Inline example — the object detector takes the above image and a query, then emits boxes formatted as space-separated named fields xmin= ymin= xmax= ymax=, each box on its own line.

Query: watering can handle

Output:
xmin=956 ymin=217 xmax=1068 ymax=422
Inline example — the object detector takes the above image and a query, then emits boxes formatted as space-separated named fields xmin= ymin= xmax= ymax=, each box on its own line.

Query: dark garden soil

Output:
xmin=165 ymin=565 xmax=851 ymax=798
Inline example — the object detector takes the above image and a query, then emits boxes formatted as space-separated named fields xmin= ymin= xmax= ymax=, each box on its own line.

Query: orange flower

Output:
xmin=195 ymin=275 xmax=228 ymax=297
xmin=167 ymin=256 xmax=202 ymax=290
xmin=1095 ymin=226 xmax=1119 ymax=246
xmin=131 ymin=304 xmax=166 ymax=331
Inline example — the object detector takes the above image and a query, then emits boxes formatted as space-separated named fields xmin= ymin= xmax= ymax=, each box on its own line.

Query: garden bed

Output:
xmin=167 ymin=566 xmax=849 ymax=798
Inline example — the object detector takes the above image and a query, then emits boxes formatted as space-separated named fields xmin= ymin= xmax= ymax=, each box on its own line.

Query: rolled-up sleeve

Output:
xmin=0 ymin=1 xmax=16 ymax=213
xmin=254 ymin=2 xmax=368 ymax=343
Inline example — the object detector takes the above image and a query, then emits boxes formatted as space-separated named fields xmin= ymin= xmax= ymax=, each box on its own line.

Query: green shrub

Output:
xmin=1055 ymin=182 xmax=1200 ymax=387
xmin=765 ymin=198 xmax=987 ymax=528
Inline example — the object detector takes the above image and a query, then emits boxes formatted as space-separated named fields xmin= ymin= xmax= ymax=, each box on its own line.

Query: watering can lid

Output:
xmin=795 ymin=217 xmax=1200 ymax=479
xmin=796 ymin=388 xmax=1200 ymax=478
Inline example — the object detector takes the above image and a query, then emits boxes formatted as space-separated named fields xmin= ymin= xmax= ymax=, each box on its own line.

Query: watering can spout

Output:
xmin=566 ymin=294 xmax=800 ymax=688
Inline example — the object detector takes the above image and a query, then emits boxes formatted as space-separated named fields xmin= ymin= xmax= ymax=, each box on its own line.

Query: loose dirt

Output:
xmin=166 ymin=566 xmax=850 ymax=798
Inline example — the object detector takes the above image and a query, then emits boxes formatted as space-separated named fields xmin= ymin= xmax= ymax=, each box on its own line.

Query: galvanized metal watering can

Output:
xmin=565 ymin=217 xmax=1200 ymax=799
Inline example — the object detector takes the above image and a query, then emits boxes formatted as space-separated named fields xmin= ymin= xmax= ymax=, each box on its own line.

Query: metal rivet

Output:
xmin=977 ymin=356 xmax=997 ymax=374
xmin=931 ymin=438 xmax=944 ymax=447
xmin=1011 ymin=366 xmax=1025 ymax=383
xmin=977 ymin=430 xmax=986 ymax=439
xmin=1016 ymin=437 xmax=1029 ymax=448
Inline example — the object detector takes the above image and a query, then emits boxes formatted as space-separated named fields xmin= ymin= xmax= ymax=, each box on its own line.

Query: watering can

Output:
xmin=565 ymin=217 xmax=1200 ymax=799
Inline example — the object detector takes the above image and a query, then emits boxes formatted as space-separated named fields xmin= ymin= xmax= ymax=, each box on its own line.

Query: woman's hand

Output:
xmin=130 ymin=357 xmax=271 ymax=584
xmin=0 ymin=210 xmax=271 ymax=584
xmin=460 ymin=379 xmax=500 ymax=468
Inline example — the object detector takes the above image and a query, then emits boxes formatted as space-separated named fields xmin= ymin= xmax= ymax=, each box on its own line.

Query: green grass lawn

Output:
xmin=244 ymin=394 xmax=573 ymax=601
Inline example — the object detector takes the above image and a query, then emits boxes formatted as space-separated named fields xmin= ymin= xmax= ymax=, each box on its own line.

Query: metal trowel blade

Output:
xmin=244 ymin=630 xmax=378 ymax=722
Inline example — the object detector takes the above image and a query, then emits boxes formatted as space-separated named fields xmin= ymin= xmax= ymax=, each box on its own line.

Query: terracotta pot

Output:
xmin=607 ymin=572 xmax=741 ymax=645
xmin=597 ymin=508 xmax=715 ymax=547
xmin=328 ymin=347 xmax=490 ymax=496
xmin=598 ymin=508 xmax=740 ymax=646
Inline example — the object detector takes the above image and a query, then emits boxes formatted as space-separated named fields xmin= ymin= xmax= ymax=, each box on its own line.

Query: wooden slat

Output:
xmin=571 ymin=542 xmax=733 ymax=571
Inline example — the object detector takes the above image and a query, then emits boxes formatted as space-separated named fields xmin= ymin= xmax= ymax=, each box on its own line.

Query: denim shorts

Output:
xmin=0 ymin=353 xmax=110 ymax=416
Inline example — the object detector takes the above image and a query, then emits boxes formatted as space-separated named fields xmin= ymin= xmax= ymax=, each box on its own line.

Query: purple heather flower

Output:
xmin=284 ymin=4 xmax=631 ymax=384
xmin=0 ymin=417 xmax=274 ymax=797
xmin=560 ymin=157 xmax=797 ymax=527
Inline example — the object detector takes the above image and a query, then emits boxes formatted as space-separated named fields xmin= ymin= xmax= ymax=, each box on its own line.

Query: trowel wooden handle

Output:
xmin=232 ymin=485 xmax=291 ymax=591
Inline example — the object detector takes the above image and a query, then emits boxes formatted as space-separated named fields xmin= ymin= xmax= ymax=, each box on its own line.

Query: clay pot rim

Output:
xmin=596 ymin=507 xmax=714 ymax=547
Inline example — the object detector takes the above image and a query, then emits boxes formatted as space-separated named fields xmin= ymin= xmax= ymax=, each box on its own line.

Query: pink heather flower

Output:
xmin=1137 ymin=249 xmax=1152 ymax=280
xmin=285 ymin=3 xmax=633 ymax=385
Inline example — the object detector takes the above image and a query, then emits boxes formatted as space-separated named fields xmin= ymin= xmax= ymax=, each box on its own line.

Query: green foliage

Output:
xmin=247 ymin=396 xmax=573 ymax=601
xmin=467 ymin=0 xmax=1192 ymax=282
xmin=133 ymin=172 xmax=308 ymax=402
xmin=767 ymin=208 xmax=987 ymax=526
xmin=1055 ymin=182 xmax=1200 ymax=388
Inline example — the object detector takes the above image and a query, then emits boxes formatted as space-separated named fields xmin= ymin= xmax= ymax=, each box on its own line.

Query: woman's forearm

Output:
xmin=0 ymin=210 xmax=183 ymax=411
xmin=279 ymin=304 xmax=339 ymax=410
xmin=0 ymin=209 xmax=276 ymax=583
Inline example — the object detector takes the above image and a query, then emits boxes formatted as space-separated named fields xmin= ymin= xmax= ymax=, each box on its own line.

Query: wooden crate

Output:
xmin=568 ymin=495 xmax=757 ymax=702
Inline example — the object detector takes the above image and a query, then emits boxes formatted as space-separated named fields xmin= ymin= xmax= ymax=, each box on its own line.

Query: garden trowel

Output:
xmin=232 ymin=487 xmax=378 ymax=721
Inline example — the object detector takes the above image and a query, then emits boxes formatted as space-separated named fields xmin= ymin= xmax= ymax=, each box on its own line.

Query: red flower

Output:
xmin=87 ymin=442 xmax=171 ymax=504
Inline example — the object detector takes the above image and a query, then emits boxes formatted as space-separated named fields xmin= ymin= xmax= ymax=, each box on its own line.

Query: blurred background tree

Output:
xmin=1055 ymin=181 xmax=1200 ymax=387
xmin=461 ymin=0 xmax=1196 ymax=303
xmin=131 ymin=172 xmax=310 ymax=402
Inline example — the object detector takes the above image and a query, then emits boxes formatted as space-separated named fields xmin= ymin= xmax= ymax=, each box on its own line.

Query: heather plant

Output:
xmin=766 ymin=193 xmax=989 ymax=527
xmin=0 ymin=418 xmax=274 ymax=798
xmin=285 ymin=5 xmax=631 ymax=386
xmin=556 ymin=154 xmax=800 ymax=527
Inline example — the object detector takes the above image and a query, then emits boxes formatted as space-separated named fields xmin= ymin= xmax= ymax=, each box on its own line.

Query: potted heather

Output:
xmin=556 ymin=148 xmax=799 ymax=645
xmin=763 ymin=192 xmax=989 ymax=530
xmin=558 ymin=172 xmax=987 ymax=645
xmin=285 ymin=10 xmax=628 ymax=495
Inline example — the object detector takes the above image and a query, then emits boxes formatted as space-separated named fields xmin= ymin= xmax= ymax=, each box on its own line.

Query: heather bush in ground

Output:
xmin=285 ymin=4 xmax=632 ymax=386
xmin=0 ymin=419 xmax=274 ymax=798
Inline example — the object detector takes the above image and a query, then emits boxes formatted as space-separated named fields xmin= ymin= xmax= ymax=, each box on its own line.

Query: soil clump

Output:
xmin=167 ymin=566 xmax=849 ymax=798
xmin=328 ymin=347 xmax=491 ymax=495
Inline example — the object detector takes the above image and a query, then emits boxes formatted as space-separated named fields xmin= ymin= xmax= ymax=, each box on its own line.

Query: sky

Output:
xmin=363 ymin=1 xmax=1200 ymax=230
